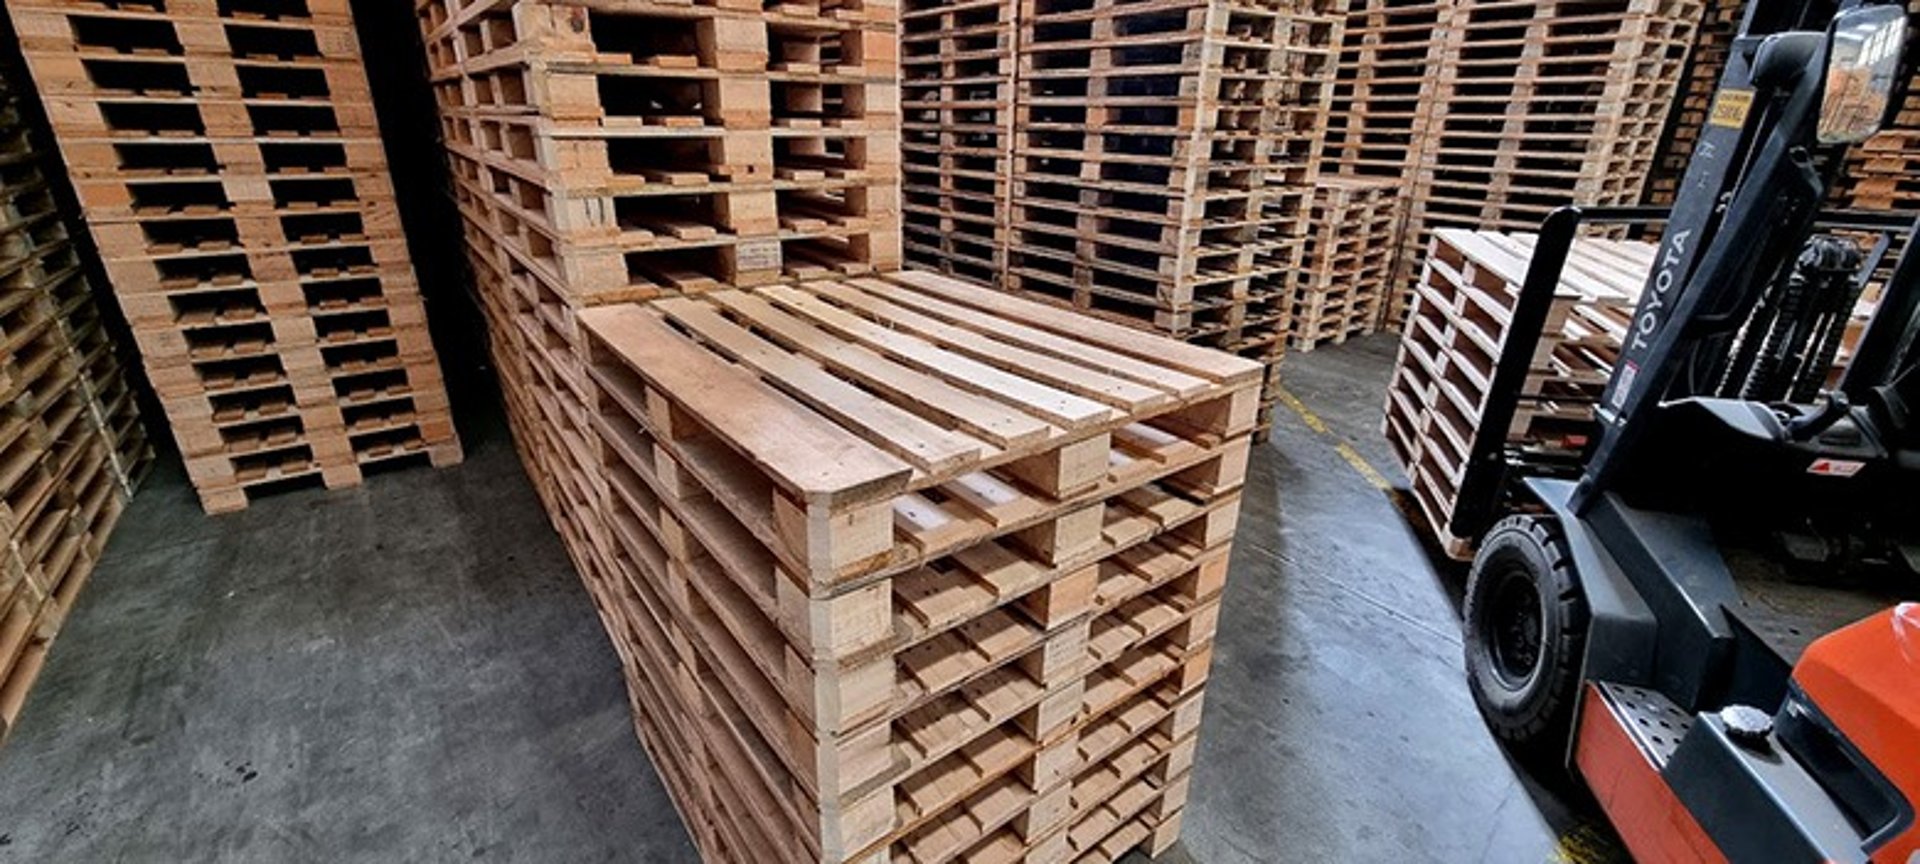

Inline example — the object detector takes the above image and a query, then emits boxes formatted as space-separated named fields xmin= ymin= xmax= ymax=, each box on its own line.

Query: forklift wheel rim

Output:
xmin=1484 ymin=565 xmax=1545 ymax=691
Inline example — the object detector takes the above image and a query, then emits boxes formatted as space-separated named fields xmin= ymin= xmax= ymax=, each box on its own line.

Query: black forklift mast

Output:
xmin=1573 ymin=1 xmax=1851 ymax=514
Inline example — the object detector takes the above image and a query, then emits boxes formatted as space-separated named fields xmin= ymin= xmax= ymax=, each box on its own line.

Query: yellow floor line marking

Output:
xmin=1287 ymin=388 xmax=1624 ymax=864
xmin=1277 ymin=386 xmax=1393 ymax=492
xmin=1548 ymin=822 xmax=1620 ymax=864
xmin=1335 ymin=441 xmax=1394 ymax=491
xmin=1275 ymin=387 xmax=1330 ymax=435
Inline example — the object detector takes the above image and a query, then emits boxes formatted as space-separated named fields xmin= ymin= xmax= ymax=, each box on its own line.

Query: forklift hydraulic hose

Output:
xmin=1783 ymin=391 xmax=1852 ymax=440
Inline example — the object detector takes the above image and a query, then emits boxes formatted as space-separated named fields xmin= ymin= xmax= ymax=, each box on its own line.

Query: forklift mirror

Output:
xmin=1818 ymin=5 xmax=1908 ymax=144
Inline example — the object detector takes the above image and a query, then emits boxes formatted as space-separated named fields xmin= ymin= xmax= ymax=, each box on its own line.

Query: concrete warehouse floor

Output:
xmin=0 ymin=337 xmax=1629 ymax=863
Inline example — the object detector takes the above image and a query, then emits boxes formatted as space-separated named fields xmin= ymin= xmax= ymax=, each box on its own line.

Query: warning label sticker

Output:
xmin=1709 ymin=89 xmax=1755 ymax=129
xmin=1610 ymin=361 xmax=1638 ymax=412
xmin=1807 ymin=458 xmax=1866 ymax=478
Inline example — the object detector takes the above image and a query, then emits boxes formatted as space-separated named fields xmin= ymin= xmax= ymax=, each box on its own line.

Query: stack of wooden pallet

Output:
xmin=6 ymin=0 xmax=461 ymax=513
xmin=1641 ymin=0 xmax=1741 ymax=206
xmin=1318 ymin=0 xmax=1447 ymax=331
xmin=419 ymin=0 xmax=902 ymax=524
xmin=1249 ymin=0 xmax=1343 ymax=420
xmin=571 ymin=271 xmax=1259 ymax=863
xmin=1322 ymin=0 xmax=1450 ymax=181
xmin=901 ymin=0 xmax=1015 ymax=285
xmin=1004 ymin=0 xmax=1341 ymax=437
xmin=426 ymin=0 xmax=902 ymax=300
xmin=1328 ymin=0 xmax=1698 ymax=327
xmin=1382 ymin=229 xmax=1650 ymax=557
xmin=1398 ymin=0 xmax=1697 ymax=320
xmin=424 ymin=5 xmax=1259 ymax=856
xmin=0 ymin=69 xmax=152 ymax=741
xmin=1287 ymin=175 xmax=1401 ymax=352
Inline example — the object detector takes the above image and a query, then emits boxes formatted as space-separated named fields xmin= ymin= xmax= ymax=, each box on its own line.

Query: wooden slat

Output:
xmin=708 ymin=291 xmax=1059 ymax=451
xmin=654 ymin=297 xmax=992 ymax=477
xmin=759 ymin=284 xmax=1118 ymax=431
xmin=580 ymin=303 xmax=913 ymax=508
xmin=885 ymin=270 xmax=1264 ymax=387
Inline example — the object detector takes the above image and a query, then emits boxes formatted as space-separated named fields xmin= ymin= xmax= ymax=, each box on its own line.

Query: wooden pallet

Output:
xmin=568 ymin=269 xmax=1254 ymax=863
xmin=6 ymin=0 xmax=462 ymax=514
xmin=901 ymin=0 xmax=1017 ymax=284
xmin=423 ymin=0 xmax=903 ymax=303
xmin=1382 ymin=229 xmax=1651 ymax=560
xmin=1288 ymin=175 xmax=1401 ymax=352
xmin=420 ymin=2 xmax=1260 ymax=854
xmin=1322 ymin=0 xmax=1700 ymax=328
xmin=1322 ymin=0 xmax=1452 ymax=178
xmin=0 ymin=69 xmax=151 ymax=745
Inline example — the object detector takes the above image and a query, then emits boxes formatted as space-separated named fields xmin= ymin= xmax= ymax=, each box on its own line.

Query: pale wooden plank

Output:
xmin=578 ymin=304 xmax=911 ymax=507
xmin=758 ymin=285 xmax=1117 ymax=431
xmin=708 ymin=291 xmax=1058 ymax=451
xmin=654 ymin=296 xmax=989 ymax=477
xmin=842 ymin=277 xmax=1215 ymax=400
xmin=882 ymin=270 xmax=1264 ymax=387
xmin=810 ymin=281 xmax=1175 ymax=414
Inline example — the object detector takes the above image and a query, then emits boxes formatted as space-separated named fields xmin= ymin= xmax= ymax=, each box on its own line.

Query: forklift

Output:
xmin=1443 ymin=1 xmax=1920 ymax=861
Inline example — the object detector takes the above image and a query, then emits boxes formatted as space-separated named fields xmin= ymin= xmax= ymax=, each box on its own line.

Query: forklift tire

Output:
xmin=1463 ymin=516 xmax=1589 ymax=754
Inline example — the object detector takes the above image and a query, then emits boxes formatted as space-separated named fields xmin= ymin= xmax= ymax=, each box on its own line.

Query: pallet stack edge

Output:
xmin=6 ymin=0 xmax=463 ymax=514
xmin=0 ymin=64 xmax=154 ymax=744
xmin=420 ymin=0 xmax=1262 ymax=859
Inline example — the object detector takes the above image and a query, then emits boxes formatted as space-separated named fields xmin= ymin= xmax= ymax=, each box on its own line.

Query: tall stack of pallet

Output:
xmin=1250 ymin=0 xmax=1343 ymax=418
xmin=1287 ymin=175 xmax=1400 ymax=351
xmin=1327 ymin=0 xmax=1698 ymax=327
xmin=1319 ymin=0 xmax=1455 ymax=330
xmin=418 ymin=0 xmax=902 ymax=523
xmin=421 ymin=2 xmax=1259 ymax=856
xmin=0 ymin=68 xmax=152 ymax=741
xmin=1004 ymin=0 xmax=1341 ymax=437
xmin=6 ymin=0 xmax=462 ymax=514
xmin=900 ymin=0 xmax=1016 ymax=285
xmin=572 ymin=271 xmax=1259 ymax=863
xmin=1381 ymin=229 xmax=1649 ymax=557
xmin=1642 ymin=0 xmax=1741 ymax=205
xmin=1398 ymin=0 xmax=1698 ymax=319
xmin=1322 ymin=0 xmax=1449 ymax=181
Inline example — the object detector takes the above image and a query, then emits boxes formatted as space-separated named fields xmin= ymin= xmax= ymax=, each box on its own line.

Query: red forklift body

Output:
xmin=1573 ymin=605 xmax=1919 ymax=864
xmin=1793 ymin=604 xmax=1920 ymax=863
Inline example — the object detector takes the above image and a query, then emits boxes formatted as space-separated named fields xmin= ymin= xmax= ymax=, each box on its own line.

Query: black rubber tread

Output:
xmin=1462 ymin=515 xmax=1590 ymax=754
